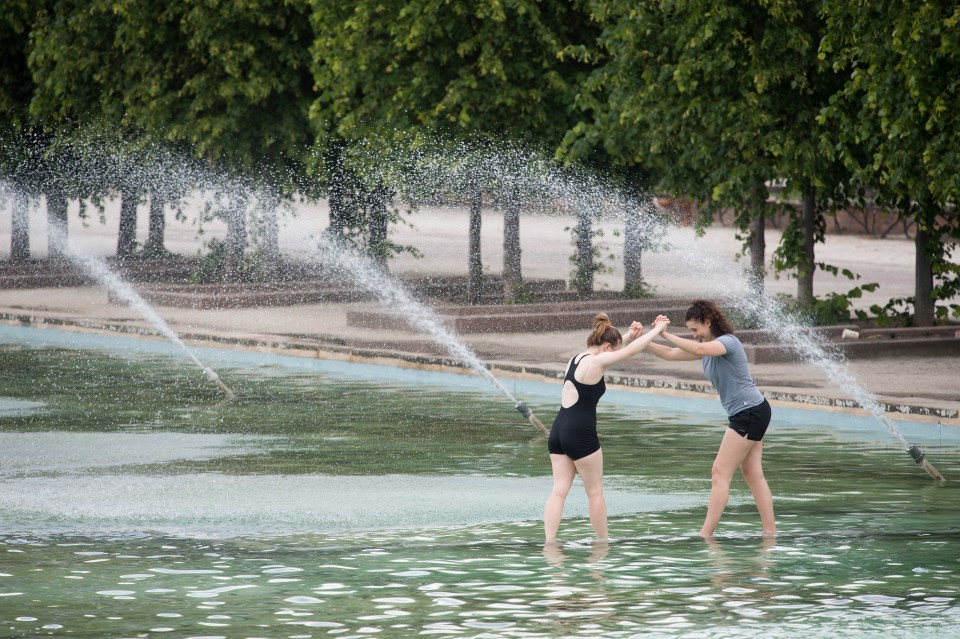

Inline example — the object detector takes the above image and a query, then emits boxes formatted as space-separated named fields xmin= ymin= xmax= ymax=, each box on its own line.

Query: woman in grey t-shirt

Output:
xmin=644 ymin=300 xmax=775 ymax=540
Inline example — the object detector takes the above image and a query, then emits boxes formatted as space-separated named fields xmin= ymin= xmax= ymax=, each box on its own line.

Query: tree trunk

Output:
xmin=748 ymin=208 xmax=766 ymax=295
xmin=913 ymin=209 xmax=935 ymax=326
xmin=623 ymin=205 xmax=644 ymax=297
xmin=502 ymin=196 xmax=522 ymax=302
xmin=258 ymin=200 xmax=281 ymax=281
xmin=797 ymin=190 xmax=816 ymax=305
xmin=573 ymin=208 xmax=593 ymax=296
xmin=326 ymin=143 xmax=347 ymax=242
xmin=143 ymin=189 xmax=166 ymax=257
xmin=117 ymin=188 xmax=139 ymax=259
xmin=368 ymin=185 xmax=389 ymax=270
xmin=46 ymin=187 xmax=69 ymax=260
xmin=467 ymin=190 xmax=483 ymax=305
xmin=10 ymin=190 xmax=30 ymax=262
xmin=223 ymin=199 xmax=247 ymax=281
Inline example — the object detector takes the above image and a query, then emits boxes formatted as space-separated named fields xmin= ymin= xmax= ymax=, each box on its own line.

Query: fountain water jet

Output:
xmin=56 ymin=236 xmax=237 ymax=401
xmin=737 ymin=293 xmax=945 ymax=482
xmin=308 ymin=233 xmax=548 ymax=435
xmin=653 ymin=235 xmax=945 ymax=482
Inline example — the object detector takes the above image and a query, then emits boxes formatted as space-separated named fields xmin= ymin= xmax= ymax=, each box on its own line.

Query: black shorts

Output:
xmin=728 ymin=399 xmax=771 ymax=441
xmin=548 ymin=410 xmax=601 ymax=461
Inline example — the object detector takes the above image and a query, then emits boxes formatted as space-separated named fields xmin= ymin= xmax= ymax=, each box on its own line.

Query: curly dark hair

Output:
xmin=684 ymin=300 xmax=734 ymax=337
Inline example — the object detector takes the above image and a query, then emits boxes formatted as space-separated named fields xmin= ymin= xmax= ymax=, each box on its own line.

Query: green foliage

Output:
xmin=502 ymin=283 xmax=537 ymax=305
xmin=563 ymin=1 xmax=845 ymax=222
xmin=776 ymin=263 xmax=880 ymax=326
xmin=310 ymin=0 xmax=597 ymax=147
xmin=29 ymin=0 xmax=314 ymax=184
xmin=5 ymin=0 xmax=957 ymax=315
xmin=622 ymin=282 xmax=656 ymax=299
xmin=868 ymin=297 xmax=960 ymax=327
xmin=566 ymin=224 xmax=614 ymax=295
xmin=811 ymin=293 xmax=857 ymax=326
xmin=189 ymin=239 xmax=276 ymax=284
xmin=776 ymin=292 xmax=850 ymax=327
xmin=0 ymin=0 xmax=35 ymax=130
xmin=771 ymin=204 xmax=826 ymax=275
xmin=819 ymin=0 xmax=960 ymax=321
xmin=189 ymin=239 xmax=229 ymax=284
xmin=816 ymin=263 xmax=879 ymax=324
xmin=869 ymin=297 xmax=914 ymax=328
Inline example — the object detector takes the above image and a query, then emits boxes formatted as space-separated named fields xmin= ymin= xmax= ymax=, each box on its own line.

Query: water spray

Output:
xmin=751 ymin=299 xmax=946 ymax=483
xmin=682 ymin=254 xmax=947 ymax=481
xmin=644 ymin=231 xmax=947 ymax=482
xmin=53 ymin=233 xmax=238 ymax=401
xmin=309 ymin=235 xmax=548 ymax=435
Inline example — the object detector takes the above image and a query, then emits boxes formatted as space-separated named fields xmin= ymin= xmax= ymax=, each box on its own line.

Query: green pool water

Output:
xmin=0 ymin=326 xmax=957 ymax=638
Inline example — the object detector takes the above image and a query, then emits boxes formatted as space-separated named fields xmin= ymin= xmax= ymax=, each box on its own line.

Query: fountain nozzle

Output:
xmin=516 ymin=401 xmax=549 ymax=436
xmin=515 ymin=401 xmax=532 ymax=419
xmin=204 ymin=367 xmax=237 ymax=401
xmin=908 ymin=444 xmax=946 ymax=483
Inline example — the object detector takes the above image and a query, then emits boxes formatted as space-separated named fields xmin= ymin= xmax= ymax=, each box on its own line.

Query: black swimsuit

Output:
xmin=548 ymin=354 xmax=606 ymax=460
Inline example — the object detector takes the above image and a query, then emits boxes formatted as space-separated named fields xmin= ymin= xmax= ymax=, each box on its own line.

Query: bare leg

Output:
xmin=573 ymin=449 xmax=608 ymax=540
xmin=545 ymin=454 xmax=576 ymax=542
xmin=739 ymin=441 xmax=776 ymax=536
xmin=700 ymin=429 xmax=756 ymax=538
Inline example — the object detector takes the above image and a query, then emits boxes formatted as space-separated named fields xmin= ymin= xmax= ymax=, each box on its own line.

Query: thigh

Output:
xmin=714 ymin=427 xmax=757 ymax=475
xmin=739 ymin=440 xmax=765 ymax=477
xmin=550 ymin=453 xmax=577 ymax=487
xmin=573 ymin=448 xmax=604 ymax=491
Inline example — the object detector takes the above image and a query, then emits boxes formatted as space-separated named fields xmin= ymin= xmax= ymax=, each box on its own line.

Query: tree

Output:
xmin=28 ymin=1 xmax=133 ymax=259
xmin=29 ymin=0 xmax=316 ymax=277
xmin=564 ymin=0 xmax=850 ymax=300
xmin=0 ymin=0 xmax=40 ymax=262
xmin=311 ymin=0 xmax=598 ymax=301
xmin=820 ymin=0 xmax=960 ymax=324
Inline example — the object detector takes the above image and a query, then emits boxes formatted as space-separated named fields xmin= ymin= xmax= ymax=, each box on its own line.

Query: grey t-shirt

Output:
xmin=702 ymin=334 xmax=765 ymax=416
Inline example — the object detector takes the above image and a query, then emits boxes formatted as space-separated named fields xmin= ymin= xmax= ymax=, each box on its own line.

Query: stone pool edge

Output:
xmin=4 ymin=312 xmax=957 ymax=426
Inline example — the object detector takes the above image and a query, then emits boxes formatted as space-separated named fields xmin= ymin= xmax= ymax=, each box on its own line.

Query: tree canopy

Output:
xmin=1 ymin=0 xmax=958 ymax=321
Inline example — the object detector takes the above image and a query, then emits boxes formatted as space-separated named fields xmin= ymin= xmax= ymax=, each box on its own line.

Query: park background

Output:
xmin=1 ymin=0 xmax=958 ymax=331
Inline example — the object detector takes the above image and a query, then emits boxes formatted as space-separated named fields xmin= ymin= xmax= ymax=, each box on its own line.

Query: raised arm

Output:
xmin=644 ymin=314 xmax=709 ymax=361
xmin=645 ymin=340 xmax=701 ymax=361
xmin=660 ymin=330 xmax=727 ymax=357
xmin=591 ymin=319 xmax=669 ymax=368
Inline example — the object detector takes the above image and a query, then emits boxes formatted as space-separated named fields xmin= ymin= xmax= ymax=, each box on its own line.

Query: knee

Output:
xmin=550 ymin=483 xmax=573 ymax=500
xmin=583 ymin=483 xmax=604 ymax=500
xmin=710 ymin=462 xmax=734 ymax=485
xmin=587 ymin=486 xmax=603 ymax=499
xmin=740 ymin=465 xmax=765 ymax=484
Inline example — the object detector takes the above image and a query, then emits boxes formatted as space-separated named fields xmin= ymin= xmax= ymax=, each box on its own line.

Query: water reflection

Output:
xmin=698 ymin=536 xmax=777 ymax=622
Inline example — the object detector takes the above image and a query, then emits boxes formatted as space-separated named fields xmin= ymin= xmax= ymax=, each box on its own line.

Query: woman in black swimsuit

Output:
xmin=545 ymin=313 xmax=668 ymax=543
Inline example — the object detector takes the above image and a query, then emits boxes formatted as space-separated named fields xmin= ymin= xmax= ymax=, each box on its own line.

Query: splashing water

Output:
xmin=70 ymin=251 xmax=237 ymax=400
xmin=0 ymin=130 xmax=942 ymax=468
xmin=307 ymin=233 xmax=548 ymax=433
xmin=653 ymin=232 xmax=944 ymax=480
xmin=736 ymin=294 xmax=944 ymax=480
xmin=41 ymin=222 xmax=238 ymax=401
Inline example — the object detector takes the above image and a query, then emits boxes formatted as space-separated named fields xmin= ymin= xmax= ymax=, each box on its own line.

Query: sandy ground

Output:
xmin=0 ymin=195 xmax=925 ymax=306
xmin=1 ymin=196 xmax=958 ymax=421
